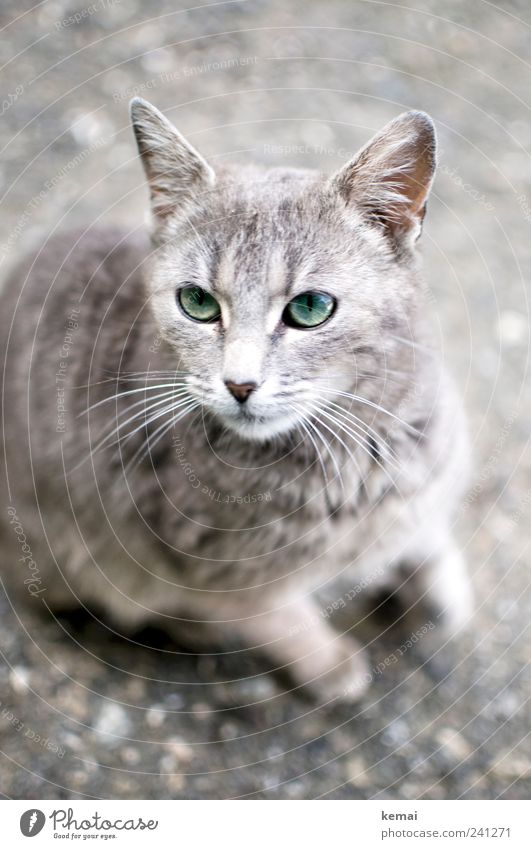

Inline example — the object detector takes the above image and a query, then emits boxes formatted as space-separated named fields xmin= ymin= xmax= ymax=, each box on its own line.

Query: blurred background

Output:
xmin=0 ymin=0 xmax=530 ymax=799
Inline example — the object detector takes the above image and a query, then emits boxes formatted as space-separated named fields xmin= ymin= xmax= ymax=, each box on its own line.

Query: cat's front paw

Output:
xmin=235 ymin=601 xmax=371 ymax=703
xmin=425 ymin=547 xmax=474 ymax=637
xmin=396 ymin=543 xmax=474 ymax=638
xmin=297 ymin=638 xmax=370 ymax=703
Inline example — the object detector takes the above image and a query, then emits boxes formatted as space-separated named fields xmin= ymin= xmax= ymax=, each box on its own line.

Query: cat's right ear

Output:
xmin=130 ymin=98 xmax=215 ymax=225
xmin=329 ymin=111 xmax=436 ymax=248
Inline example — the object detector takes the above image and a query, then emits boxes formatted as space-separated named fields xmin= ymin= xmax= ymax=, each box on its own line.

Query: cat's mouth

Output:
xmin=187 ymin=381 xmax=302 ymax=442
xmin=217 ymin=405 xmax=301 ymax=442
xmin=235 ymin=407 xmax=259 ymax=422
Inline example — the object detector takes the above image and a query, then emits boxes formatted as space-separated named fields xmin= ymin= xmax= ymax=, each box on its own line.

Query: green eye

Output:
xmin=283 ymin=291 xmax=336 ymax=328
xmin=178 ymin=285 xmax=221 ymax=323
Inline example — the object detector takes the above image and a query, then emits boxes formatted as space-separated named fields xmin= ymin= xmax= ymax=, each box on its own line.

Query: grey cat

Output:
xmin=0 ymin=99 xmax=473 ymax=701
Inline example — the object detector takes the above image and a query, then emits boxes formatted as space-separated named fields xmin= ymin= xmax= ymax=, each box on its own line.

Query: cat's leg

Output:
xmin=397 ymin=537 xmax=474 ymax=635
xmin=234 ymin=595 xmax=370 ymax=702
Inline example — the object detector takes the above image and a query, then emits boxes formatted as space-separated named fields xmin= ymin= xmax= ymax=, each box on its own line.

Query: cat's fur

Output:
xmin=0 ymin=100 xmax=473 ymax=700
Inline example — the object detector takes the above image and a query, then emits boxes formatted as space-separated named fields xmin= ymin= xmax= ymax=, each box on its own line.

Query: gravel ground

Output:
xmin=0 ymin=0 xmax=530 ymax=799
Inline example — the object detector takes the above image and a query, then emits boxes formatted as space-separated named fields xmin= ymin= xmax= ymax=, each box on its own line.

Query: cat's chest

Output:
xmin=149 ymin=447 xmax=390 ymax=563
xmin=155 ymin=469 xmax=406 ymax=593
xmin=163 ymin=446 xmax=355 ymax=525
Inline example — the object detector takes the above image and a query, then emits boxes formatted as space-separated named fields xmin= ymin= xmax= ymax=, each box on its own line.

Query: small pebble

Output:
xmin=146 ymin=706 xmax=166 ymax=728
xmin=345 ymin=755 xmax=372 ymax=788
xmin=497 ymin=311 xmax=528 ymax=346
xmin=490 ymin=756 xmax=531 ymax=779
xmin=120 ymin=746 xmax=141 ymax=766
xmin=9 ymin=666 xmax=30 ymax=694
xmin=219 ymin=721 xmax=239 ymax=740
xmin=435 ymin=727 xmax=472 ymax=761
xmin=93 ymin=703 xmax=131 ymax=742
xmin=165 ymin=736 xmax=195 ymax=764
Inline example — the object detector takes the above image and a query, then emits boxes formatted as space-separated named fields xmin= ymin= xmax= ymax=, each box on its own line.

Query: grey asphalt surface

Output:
xmin=0 ymin=0 xmax=530 ymax=799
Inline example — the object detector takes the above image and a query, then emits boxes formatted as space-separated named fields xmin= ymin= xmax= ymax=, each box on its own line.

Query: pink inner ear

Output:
xmin=389 ymin=140 xmax=435 ymax=216
xmin=331 ymin=112 xmax=436 ymax=238
xmin=131 ymin=98 xmax=215 ymax=224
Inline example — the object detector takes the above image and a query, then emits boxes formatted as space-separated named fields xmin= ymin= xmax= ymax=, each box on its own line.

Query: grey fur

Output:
xmin=0 ymin=101 xmax=472 ymax=700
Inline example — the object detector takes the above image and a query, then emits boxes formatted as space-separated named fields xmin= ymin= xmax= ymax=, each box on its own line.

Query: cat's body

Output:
xmin=0 ymin=102 xmax=473 ymax=699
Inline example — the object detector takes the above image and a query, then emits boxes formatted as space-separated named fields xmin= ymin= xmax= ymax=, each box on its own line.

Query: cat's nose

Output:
xmin=224 ymin=380 xmax=257 ymax=403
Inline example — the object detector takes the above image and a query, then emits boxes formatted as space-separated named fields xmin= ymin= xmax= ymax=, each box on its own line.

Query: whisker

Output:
xmin=114 ymin=396 xmax=195 ymax=449
xmin=317 ymin=387 xmax=424 ymax=438
xmin=390 ymin=334 xmax=436 ymax=355
xmin=75 ymin=370 xmax=190 ymax=389
xmin=318 ymin=399 xmax=400 ymax=466
xmin=69 ymin=392 xmax=193 ymax=475
xmin=274 ymin=420 xmax=321 ymax=491
xmin=291 ymin=404 xmax=344 ymax=492
xmin=79 ymin=382 xmax=189 ymax=416
xmin=314 ymin=402 xmax=399 ymax=473
xmin=301 ymin=401 xmax=401 ymax=491
xmin=92 ymin=388 xmax=186 ymax=427
xmin=294 ymin=403 xmax=360 ymax=487
xmin=317 ymin=405 xmax=398 ymax=478
xmin=314 ymin=369 xmax=412 ymax=386
xmin=316 ymin=392 xmax=388 ymax=437
xmin=102 ymin=368 xmax=190 ymax=377
xmin=112 ymin=374 xmax=191 ymax=383
xmin=91 ymin=391 xmax=192 ymax=452
xmin=288 ymin=406 xmax=330 ymax=489
xmin=125 ymin=400 xmax=200 ymax=471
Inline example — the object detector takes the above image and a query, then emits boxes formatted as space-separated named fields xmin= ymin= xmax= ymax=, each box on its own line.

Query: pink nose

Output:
xmin=224 ymin=380 xmax=256 ymax=403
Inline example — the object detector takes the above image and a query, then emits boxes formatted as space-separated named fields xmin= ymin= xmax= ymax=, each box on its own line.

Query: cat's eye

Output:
xmin=283 ymin=291 xmax=336 ymax=329
xmin=178 ymin=285 xmax=221 ymax=323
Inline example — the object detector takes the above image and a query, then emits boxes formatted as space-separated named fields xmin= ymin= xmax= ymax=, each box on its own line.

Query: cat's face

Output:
xmin=131 ymin=99 xmax=436 ymax=442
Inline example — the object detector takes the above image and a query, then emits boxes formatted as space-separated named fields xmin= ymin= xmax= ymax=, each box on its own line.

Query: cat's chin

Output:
xmin=218 ymin=411 xmax=300 ymax=443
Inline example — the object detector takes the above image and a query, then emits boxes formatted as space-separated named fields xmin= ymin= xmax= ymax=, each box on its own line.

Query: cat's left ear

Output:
xmin=330 ymin=111 xmax=436 ymax=246
xmin=130 ymin=97 xmax=215 ymax=225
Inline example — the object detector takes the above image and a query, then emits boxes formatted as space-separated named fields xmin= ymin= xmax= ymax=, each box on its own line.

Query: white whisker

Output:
xmin=126 ymin=400 xmax=200 ymax=471
xmin=95 ymin=388 xmax=187 ymax=427
xmin=301 ymin=401 xmax=400 ymax=491
xmin=317 ymin=387 xmax=424 ymax=438
xmin=291 ymin=404 xmax=344 ymax=492
xmin=294 ymin=403 xmax=360 ymax=487
xmin=390 ymin=334 xmax=436 ymax=355
xmin=93 ymin=391 xmax=192 ymax=452
xmin=318 ymin=399 xmax=400 ymax=466
xmin=314 ymin=369 xmax=412 ymax=387
xmin=79 ymin=382 xmax=189 ymax=416
xmin=75 ymin=370 xmax=190 ymax=389
xmin=289 ymin=406 xmax=330 ymax=489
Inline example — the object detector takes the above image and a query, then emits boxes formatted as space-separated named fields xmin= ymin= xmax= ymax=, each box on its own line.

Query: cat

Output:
xmin=0 ymin=98 xmax=473 ymax=701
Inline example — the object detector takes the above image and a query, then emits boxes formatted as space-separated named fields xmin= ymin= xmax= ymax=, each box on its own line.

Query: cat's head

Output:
xmin=130 ymin=98 xmax=436 ymax=442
